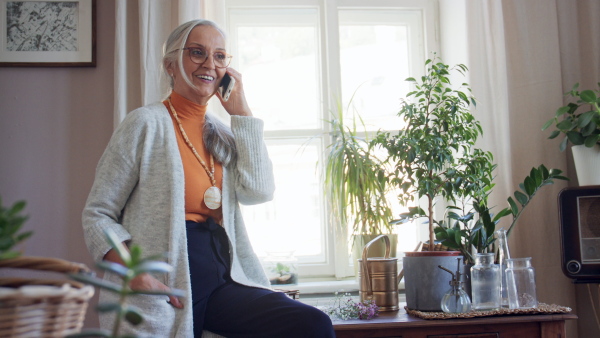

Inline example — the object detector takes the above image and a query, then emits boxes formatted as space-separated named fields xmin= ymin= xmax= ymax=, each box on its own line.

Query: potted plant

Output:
xmin=70 ymin=229 xmax=184 ymax=337
xmin=372 ymin=56 xmax=496 ymax=310
xmin=434 ymin=165 xmax=568 ymax=264
xmin=433 ymin=165 xmax=568 ymax=298
xmin=542 ymin=82 xmax=600 ymax=185
xmin=324 ymin=99 xmax=395 ymax=262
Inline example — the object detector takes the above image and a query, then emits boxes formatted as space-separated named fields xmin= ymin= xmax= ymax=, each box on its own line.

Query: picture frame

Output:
xmin=0 ymin=0 xmax=96 ymax=67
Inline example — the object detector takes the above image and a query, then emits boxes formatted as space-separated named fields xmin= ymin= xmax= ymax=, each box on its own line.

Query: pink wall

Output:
xmin=0 ymin=0 xmax=115 ymax=327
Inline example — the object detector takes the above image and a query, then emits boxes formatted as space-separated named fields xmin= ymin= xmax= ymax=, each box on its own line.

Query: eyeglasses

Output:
xmin=181 ymin=47 xmax=232 ymax=68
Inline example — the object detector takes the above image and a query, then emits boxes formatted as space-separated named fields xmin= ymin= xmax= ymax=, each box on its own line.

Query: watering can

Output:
xmin=357 ymin=234 xmax=399 ymax=311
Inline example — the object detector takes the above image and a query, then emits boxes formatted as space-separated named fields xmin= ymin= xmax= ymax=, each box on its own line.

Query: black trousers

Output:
xmin=186 ymin=220 xmax=335 ymax=338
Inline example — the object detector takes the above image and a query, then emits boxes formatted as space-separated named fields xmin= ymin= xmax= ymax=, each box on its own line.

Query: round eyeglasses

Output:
xmin=182 ymin=47 xmax=232 ymax=68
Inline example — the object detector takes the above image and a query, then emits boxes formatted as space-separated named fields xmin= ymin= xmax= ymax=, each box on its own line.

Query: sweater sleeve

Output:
xmin=82 ymin=111 xmax=147 ymax=262
xmin=230 ymin=115 xmax=275 ymax=205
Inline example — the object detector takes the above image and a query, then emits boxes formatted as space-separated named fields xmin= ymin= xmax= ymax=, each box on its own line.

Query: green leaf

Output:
xmin=124 ymin=307 xmax=144 ymax=326
xmin=585 ymin=134 xmax=600 ymax=147
xmin=69 ymin=273 xmax=122 ymax=293
xmin=542 ymin=118 xmax=554 ymax=131
xmin=132 ymin=261 xmax=173 ymax=276
xmin=96 ymin=303 xmax=121 ymax=313
xmin=66 ymin=329 xmax=111 ymax=337
xmin=566 ymin=131 xmax=585 ymax=145
xmin=578 ymin=111 xmax=597 ymax=128
xmin=104 ymin=229 xmax=131 ymax=265
xmin=559 ymin=137 xmax=568 ymax=152
xmin=555 ymin=105 xmax=570 ymax=118
xmin=580 ymin=90 xmax=597 ymax=103
xmin=524 ymin=176 xmax=535 ymax=196
xmin=7 ymin=201 xmax=26 ymax=216
xmin=96 ymin=261 xmax=130 ymax=277
xmin=493 ymin=208 xmax=513 ymax=222
xmin=514 ymin=191 xmax=528 ymax=206
xmin=129 ymin=288 xmax=186 ymax=298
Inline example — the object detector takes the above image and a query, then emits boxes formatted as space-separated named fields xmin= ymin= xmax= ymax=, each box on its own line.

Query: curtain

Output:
xmin=113 ymin=0 xmax=203 ymax=127
xmin=464 ymin=1 xmax=600 ymax=336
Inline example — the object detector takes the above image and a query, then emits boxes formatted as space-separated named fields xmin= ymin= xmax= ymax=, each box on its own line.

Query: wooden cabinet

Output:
xmin=332 ymin=310 xmax=576 ymax=338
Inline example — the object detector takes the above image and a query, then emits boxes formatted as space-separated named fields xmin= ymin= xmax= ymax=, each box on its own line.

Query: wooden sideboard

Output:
xmin=332 ymin=309 xmax=577 ymax=338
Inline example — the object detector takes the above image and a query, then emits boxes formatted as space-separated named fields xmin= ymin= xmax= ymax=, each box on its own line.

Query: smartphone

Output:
xmin=219 ymin=73 xmax=236 ymax=102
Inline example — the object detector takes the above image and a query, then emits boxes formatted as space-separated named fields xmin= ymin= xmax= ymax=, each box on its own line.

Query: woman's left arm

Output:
xmin=230 ymin=116 xmax=275 ymax=205
xmin=218 ymin=68 xmax=275 ymax=204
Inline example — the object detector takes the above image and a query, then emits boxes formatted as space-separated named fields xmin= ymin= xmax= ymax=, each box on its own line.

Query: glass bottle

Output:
xmin=439 ymin=257 xmax=472 ymax=313
xmin=495 ymin=229 xmax=510 ymax=307
xmin=470 ymin=253 xmax=501 ymax=311
xmin=506 ymin=257 xmax=538 ymax=309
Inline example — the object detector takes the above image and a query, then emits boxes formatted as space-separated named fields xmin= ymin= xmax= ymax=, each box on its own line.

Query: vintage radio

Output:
xmin=558 ymin=186 xmax=600 ymax=282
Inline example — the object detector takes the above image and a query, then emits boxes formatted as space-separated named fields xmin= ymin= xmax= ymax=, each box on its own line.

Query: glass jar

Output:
xmin=506 ymin=257 xmax=538 ymax=309
xmin=263 ymin=251 xmax=298 ymax=285
xmin=495 ymin=229 xmax=511 ymax=307
xmin=470 ymin=253 xmax=501 ymax=311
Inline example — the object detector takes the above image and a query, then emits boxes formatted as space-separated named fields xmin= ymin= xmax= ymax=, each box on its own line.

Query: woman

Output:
xmin=82 ymin=20 xmax=335 ymax=337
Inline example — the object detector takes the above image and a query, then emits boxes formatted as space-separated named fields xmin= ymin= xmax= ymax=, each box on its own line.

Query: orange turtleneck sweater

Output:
xmin=164 ymin=92 xmax=223 ymax=224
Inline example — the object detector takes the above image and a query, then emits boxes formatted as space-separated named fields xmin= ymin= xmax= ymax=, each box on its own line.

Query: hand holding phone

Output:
xmin=219 ymin=73 xmax=236 ymax=102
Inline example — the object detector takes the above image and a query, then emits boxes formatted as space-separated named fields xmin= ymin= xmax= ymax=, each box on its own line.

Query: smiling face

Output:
xmin=168 ymin=25 xmax=227 ymax=105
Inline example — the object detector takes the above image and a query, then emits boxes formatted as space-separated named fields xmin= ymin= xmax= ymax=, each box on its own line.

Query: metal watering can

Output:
xmin=357 ymin=234 xmax=399 ymax=311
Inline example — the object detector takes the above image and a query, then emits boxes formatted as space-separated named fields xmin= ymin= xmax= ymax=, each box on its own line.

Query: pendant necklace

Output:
xmin=167 ymin=97 xmax=221 ymax=210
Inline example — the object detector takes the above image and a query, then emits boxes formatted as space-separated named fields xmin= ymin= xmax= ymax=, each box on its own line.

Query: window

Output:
xmin=210 ymin=0 xmax=438 ymax=279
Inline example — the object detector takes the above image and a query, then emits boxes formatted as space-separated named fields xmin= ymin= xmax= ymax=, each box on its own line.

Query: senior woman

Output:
xmin=82 ymin=19 xmax=334 ymax=337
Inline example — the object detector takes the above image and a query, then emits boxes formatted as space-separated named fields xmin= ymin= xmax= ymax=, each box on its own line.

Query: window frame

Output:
xmin=211 ymin=0 xmax=440 ymax=280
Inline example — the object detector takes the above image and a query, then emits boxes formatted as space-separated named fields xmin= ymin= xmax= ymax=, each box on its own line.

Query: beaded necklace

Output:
xmin=167 ymin=97 xmax=221 ymax=209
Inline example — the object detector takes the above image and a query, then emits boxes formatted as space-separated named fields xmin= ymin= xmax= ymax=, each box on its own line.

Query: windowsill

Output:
xmin=273 ymin=277 xmax=408 ymax=297
xmin=273 ymin=278 xmax=359 ymax=294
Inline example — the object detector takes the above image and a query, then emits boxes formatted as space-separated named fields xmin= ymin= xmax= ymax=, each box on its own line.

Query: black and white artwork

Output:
xmin=7 ymin=1 xmax=78 ymax=52
xmin=0 ymin=0 xmax=94 ymax=67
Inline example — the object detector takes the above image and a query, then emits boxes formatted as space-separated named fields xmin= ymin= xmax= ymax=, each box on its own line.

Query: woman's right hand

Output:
xmin=130 ymin=273 xmax=184 ymax=309
xmin=104 ymin=248 xmax=184 ymax=309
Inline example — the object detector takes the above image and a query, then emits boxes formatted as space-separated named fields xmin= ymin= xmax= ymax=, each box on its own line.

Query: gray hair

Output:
xmin=162 ymin=19 xmax=236 ymax=166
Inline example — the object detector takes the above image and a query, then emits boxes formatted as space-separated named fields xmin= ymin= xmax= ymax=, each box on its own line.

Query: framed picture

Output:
xmin=0 ymin=0 xmax=95 ymax=67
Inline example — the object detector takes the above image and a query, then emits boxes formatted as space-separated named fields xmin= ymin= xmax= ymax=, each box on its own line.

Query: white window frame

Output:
xmin=207 ymin=0 xmax=440 ymax=281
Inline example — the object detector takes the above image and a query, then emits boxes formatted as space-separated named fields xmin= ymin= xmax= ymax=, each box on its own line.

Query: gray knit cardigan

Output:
xmin=82 ymin=102 xmax=274 ymax=337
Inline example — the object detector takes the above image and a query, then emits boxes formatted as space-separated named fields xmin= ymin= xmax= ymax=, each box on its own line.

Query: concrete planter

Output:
xmin=403 ymin=251 xmax=462 ymax=311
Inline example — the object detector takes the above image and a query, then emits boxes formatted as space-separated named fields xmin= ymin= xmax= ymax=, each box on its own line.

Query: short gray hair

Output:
xmin=163 ymin=20 xmax=236 ymax=166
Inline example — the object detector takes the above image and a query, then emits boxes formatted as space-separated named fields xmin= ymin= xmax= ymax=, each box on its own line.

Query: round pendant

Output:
xmin=204 ymin=186 xmax=222 ymax=210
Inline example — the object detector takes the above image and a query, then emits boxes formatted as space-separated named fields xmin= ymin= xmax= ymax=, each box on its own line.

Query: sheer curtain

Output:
xmin=463 ymin=1 xmax=600 ymax=336
xmin=113 ymin=0 xmax=203 ymax=126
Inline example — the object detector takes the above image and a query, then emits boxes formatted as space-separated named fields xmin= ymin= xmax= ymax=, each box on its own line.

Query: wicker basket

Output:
xmin=0 ymin=256 xmax=94 ymax=338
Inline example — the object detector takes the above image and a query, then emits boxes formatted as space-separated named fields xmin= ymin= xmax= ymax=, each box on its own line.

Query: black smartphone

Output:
xmin=219 ymin=73 xmax=236 ymax=101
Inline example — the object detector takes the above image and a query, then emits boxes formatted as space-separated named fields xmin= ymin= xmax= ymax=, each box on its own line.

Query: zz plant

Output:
xmin=434 ymin=165 xmax=568 ymax=263
xmin=69 ymin=229 xmax=184 ymax=338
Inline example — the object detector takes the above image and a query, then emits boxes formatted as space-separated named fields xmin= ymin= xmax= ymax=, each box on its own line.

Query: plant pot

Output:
xmin=352 ymin=234 xmax=398 ymax=278
xmin=403 ymin=251 xmax=461 ymax=311
xmin=572 ymin=144 xmax=600 ymax=185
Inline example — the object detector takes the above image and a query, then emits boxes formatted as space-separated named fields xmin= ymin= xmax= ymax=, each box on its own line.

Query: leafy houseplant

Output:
xmin=373 ymin=56 xmax=496 ymax=250
xmin=0 ymin=197 xmax=32 ymax=260
xmin=324 ymin=100 xmax=394 ymax=245
xmin=69 ymin=230 xmax=184 ymax=338
xmin=542 ymin=82 xmax=600 ymax=151
xmin=434 ymin=165 xmax=568 ymax=264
